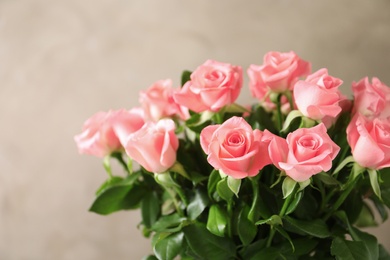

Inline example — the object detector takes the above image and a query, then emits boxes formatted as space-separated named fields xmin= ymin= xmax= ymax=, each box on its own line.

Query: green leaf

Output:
xmin=216 ymin=178 xmax=234 ymax=202
xmin=141 ymin=191 xmax=160 ymax=228
xmin=355 ymin=202 xmax=377 ymax=227
xmin=285 ymin=191 xmax=303 ymax=215
xmin=331 ymin=237 xmax=370 ymax=260
xmin=283 ymin=216 xmax=330 ymax=238
xmin=237 ymin=205 xmax=257 ymax=246
xmin=154 ymin=172 xmax=179 ymax=188
xmin=334 ymin=210 xmax=379 ymax=260
xmin=227 ymin=176 xmax=241 ymax=197
xmin=207 ymin=204 xmax=228 ymax=237
xmin=151 ymin=213 xmax=186 ymax=233
xmin=280 ymin=110 xmax=303 ymax=134
xmin=315 ymin=171 xmax=340 ymax=186
xmin=378 ymin=244 xmax=390 ymax=260
xmin=95 ymin=176 xmax=123 ymax=196
xmin=183 ymin=223 xmax=236 ymax=260
xmin=368 ymin=169 xmax=382 ymax=200
xmin=247 ymin=105 xmax=277 ymax=133
xmin=181 ymin=70 xmax=192 ymax=86
xmin=282 ymin=177 xmax=297 ymax=199
xmin=248 ymin=247 xmax=283 ymax=260
xmin=142 ymin=255 xmax=159 ymax=260
xmin=279 ymin=238 xmax=319 ymax=256
xmin=274 ymin=225 xmax=295 ymax=252
xmin=153 ymin=232 xmax=184 ymax=260
xmin=186 ymin=188 xmax=209 ymax=220
xmin=208 ymin=170 xmax=221 ymax=199
xmin=89 ymin=174 xmax=144 ymax=215
xmin=333 ymin=155 xmax=355 ymax=175
xmin=255 ymin=215 xmax=282 ymax=226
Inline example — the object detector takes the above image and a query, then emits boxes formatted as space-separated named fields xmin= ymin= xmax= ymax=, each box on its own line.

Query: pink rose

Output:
xmin=267 ymin=123 xmax=340 ymax=182
xmin=125 ymin=119 xmax=179 ymax=173
xmin=248 ymin=51 xmax=311 ymax=94
xmin=139 ymin=79 xmax=190 ymax=122
xmin=352 ymin=77 xmax=390 ymax=119
xmin=294 ymin=68 xmax=344 ymax=123
xmin=200 ymin=116 xmax=271 ymax=179
xmin=173 ymin=60 xmax=243 ymax=112
xmin=74 ymin=109 xmax=145 ymax=158
xmin=347 ymin=114 xmax=390 ymax=170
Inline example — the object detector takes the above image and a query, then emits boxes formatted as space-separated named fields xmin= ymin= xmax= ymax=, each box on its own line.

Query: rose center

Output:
xmin=222 ymin=131 xmax=247 ymax=157
xmin=295 ymin=134 xmax=322 ymax=161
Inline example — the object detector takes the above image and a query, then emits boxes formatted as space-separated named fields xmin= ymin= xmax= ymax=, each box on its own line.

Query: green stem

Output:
xmin=276 ymin=94 xmax=283 ymax=131
xmin=103 ymin=155 xmax=113 ymax=179
xmin=165 ymin=187 xmax=184 ymax=216
xmin=266 ymin=227 xmax=276 ymax=248
xmin=267 ymin=185 xmax=297 ymax=247
xmin=323 ymin=173 xmax=361 ymax=221
xmin=227 ymin=201 xmax=233 ymax=238
xmin=248 ymin=176 xmax=260 ymax=222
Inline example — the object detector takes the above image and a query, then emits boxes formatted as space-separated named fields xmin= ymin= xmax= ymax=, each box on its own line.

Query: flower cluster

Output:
xmin=75 ymin=51 xmax=390 ymax=260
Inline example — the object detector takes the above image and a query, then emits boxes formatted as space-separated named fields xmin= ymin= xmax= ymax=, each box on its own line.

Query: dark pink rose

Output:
xmin=174 ymin=60 xmax=243 ymax=112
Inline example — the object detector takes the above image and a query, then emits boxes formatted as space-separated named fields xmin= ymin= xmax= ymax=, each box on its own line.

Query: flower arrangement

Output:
xmin=75 ymin=51 xmax=390 ymax=260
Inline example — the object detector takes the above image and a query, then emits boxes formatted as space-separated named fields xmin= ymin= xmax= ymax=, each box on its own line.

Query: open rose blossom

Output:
xmin=139 ymin=79 xmax=190 ymax=121
xmin=125 ymin=119 xmax=178 ymax=173
xmin=294 ymin=68 xmax=344 ymax=123
xmin=200 ymin=116 xmax=271 ymax=179
xmin=347 ymin=114 xmax=390 ymax=170
xmin=74 ymin=108 xmax=145 ymax=158
xmin=267 ymin=123 xmax=340 ymax=182
xmin=173 ymin=60 xmax=243 ymax=112
xmin=248 ymin=51 xmax=311 ymax=95
xmin=352 ymin=77 xmax=390 ymax=119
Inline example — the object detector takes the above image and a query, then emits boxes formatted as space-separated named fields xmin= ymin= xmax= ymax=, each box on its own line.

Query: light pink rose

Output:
xmin=352 ymin=77 xmax=390 ymax=119
xmin=248 ymin=51 xmax=311 ymax=95
xmin=125 ymin=119 xmax=179 ymax=173
xmin=294 ymin=68 xmax=345 ymax=123
xmin=266 ymin=123 xmax=340 ymax=182
xmin=346 ymin=114 xmax=390 ymax=170
xmin=139 ymin=79 xmax=190 ymax=122
xmin=200 ymin=116 xmax=271 ymax=179
xmin=173 ymin=60 xmax=243 ymax=112
xmin=74 ymin=109 xmax=145 ymax=158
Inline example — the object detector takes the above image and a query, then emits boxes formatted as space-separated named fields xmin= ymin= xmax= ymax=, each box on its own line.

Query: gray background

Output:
xmin=1 ymin=0 xmax=390 ymax=259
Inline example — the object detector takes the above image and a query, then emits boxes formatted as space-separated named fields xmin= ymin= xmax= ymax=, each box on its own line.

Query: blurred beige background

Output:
xmin=1 ymin=0 xmax=390 ymax=259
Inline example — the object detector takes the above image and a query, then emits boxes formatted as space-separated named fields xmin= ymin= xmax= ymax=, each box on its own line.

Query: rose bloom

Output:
xmin=352 ymin=77 xmax=390 ymax=119
xmin=347 ymin=114 xmax=390 ymax=170
xmin=139 ymin=79 xmax=190 ymax=122
xmin=173 ymin=60 xmax=243 ymax=113
xmin=294 ymin=68 xmax=345 ymax=124
xmin=125 ymin=119 xmax=178 ymax=173
xmin=266 ymin=123 xmax=340 ymax=182
xmin=200 ymin=116 xmax=271 ymax=179
xmin=74 ymin=108 xmax=145 ymax=158
xmin=248 ymin=51 xmax=311 ymax=95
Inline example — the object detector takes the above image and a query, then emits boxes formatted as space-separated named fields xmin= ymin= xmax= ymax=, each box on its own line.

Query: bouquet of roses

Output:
xmin=75 ymin=51 xmax=390 ymax=260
